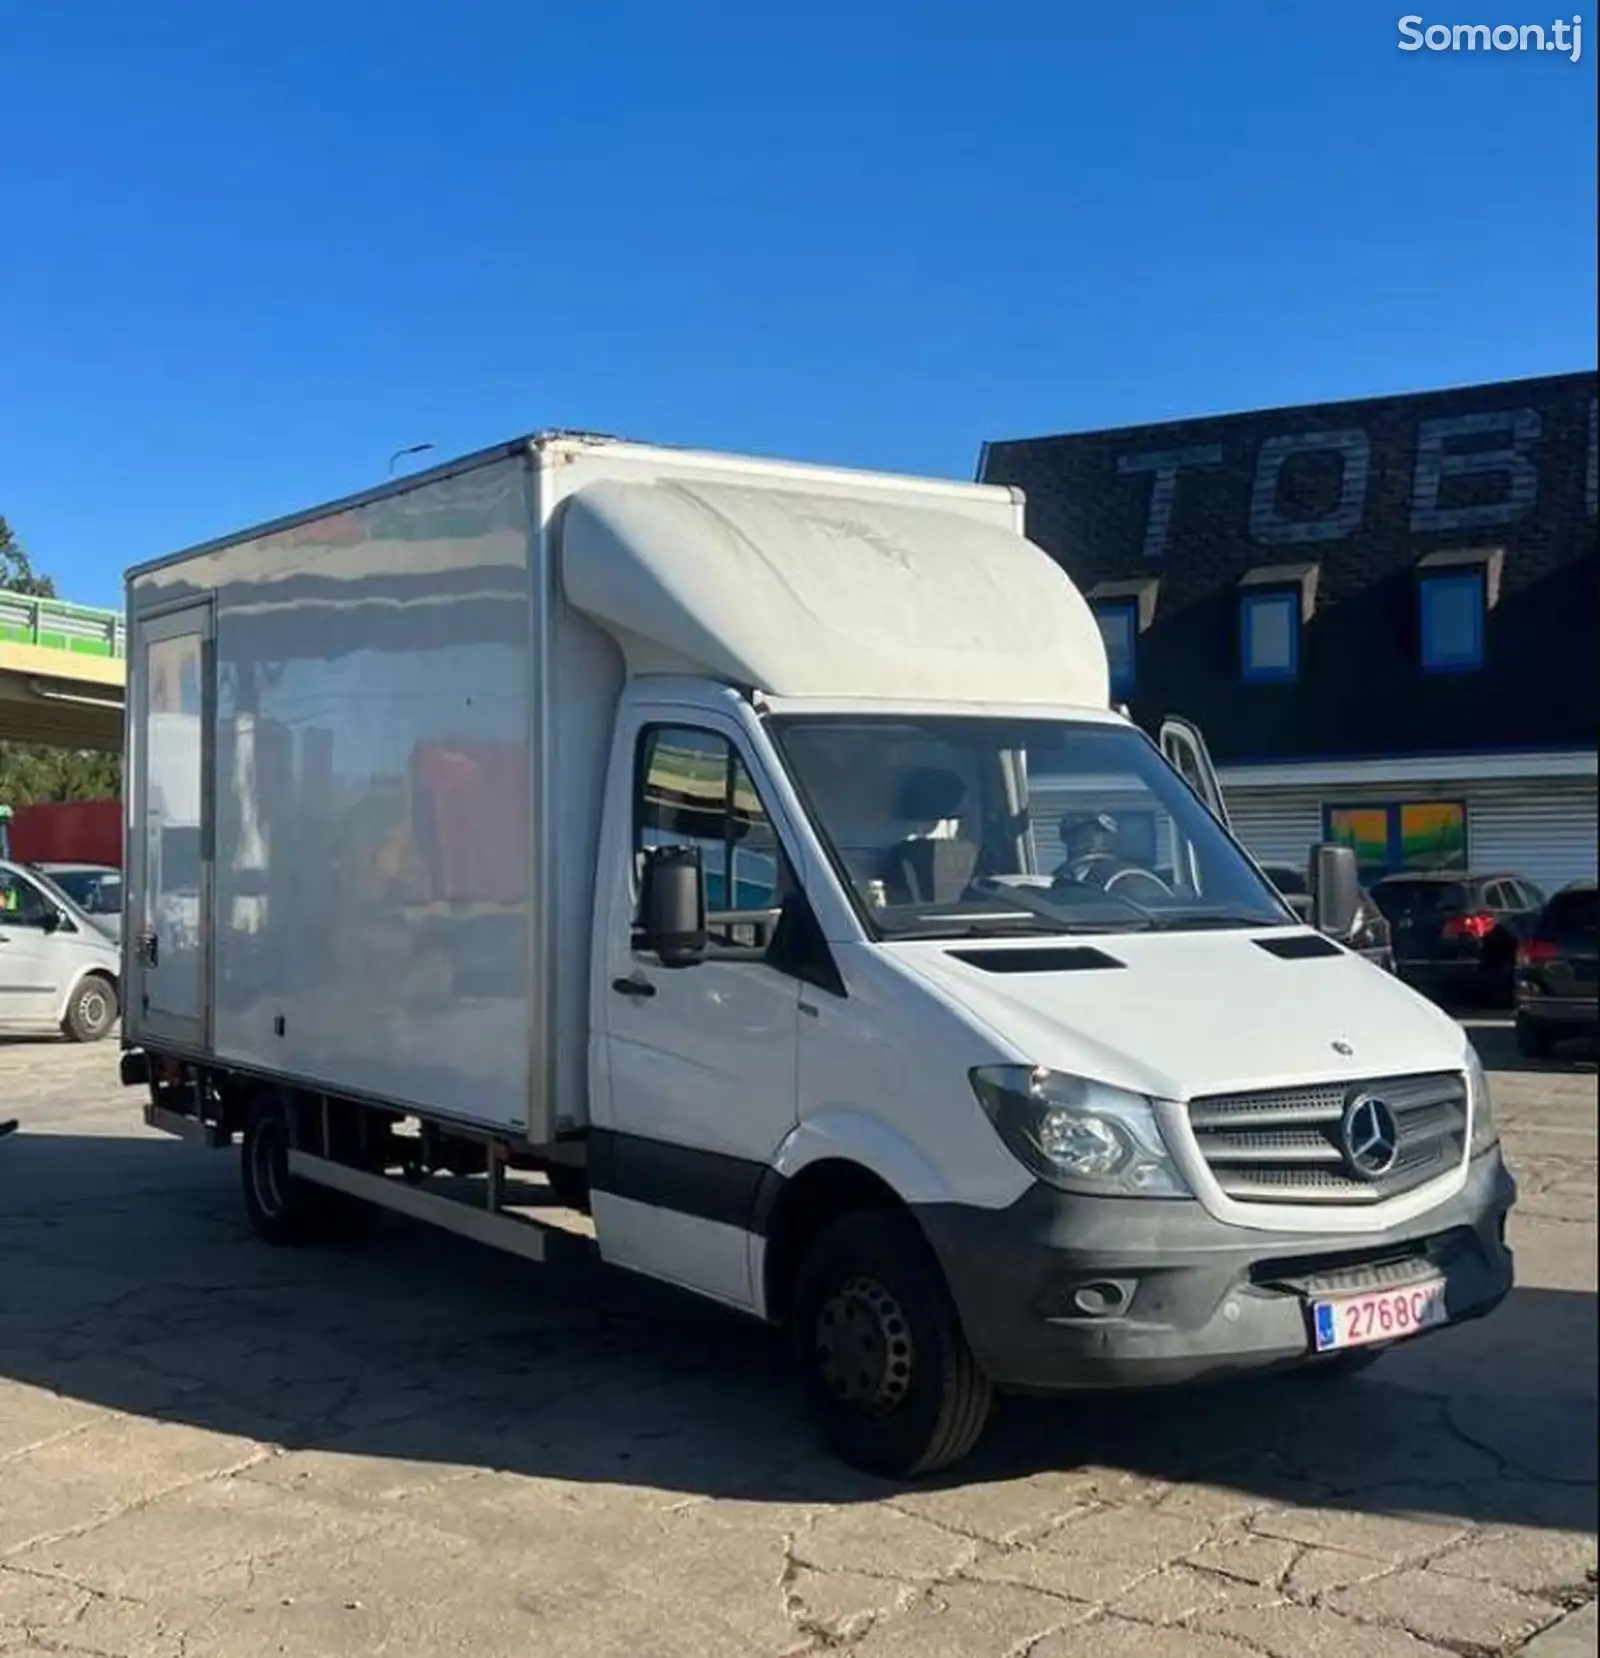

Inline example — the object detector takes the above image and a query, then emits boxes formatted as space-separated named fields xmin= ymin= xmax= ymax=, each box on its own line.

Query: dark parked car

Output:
xmin=1369 ymin=871 xmax=1545 ymax=1007
xmin=1260 ymin=863 xmax=1394 ymax=971
xmin=1514 ymin=881 xmax=1598 ymax=1058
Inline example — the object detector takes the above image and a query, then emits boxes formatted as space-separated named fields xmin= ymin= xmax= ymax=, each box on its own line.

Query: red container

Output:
xmin=7 ymin=799 xmax=123 ymax=868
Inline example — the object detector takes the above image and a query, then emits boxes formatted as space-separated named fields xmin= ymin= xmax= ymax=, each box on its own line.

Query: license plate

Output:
xmin=1310 ymin=1278 xmax=1449 ymax=1352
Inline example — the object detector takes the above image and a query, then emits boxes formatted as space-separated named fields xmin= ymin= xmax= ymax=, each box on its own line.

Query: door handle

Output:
xmin=611 ymin=975 xmax=657 ymax=1001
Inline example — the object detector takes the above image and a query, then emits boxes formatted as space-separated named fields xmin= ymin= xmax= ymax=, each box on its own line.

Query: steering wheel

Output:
xmin=1103 ymin=865 xmax=1174 ymax=899
xmin=1051 ymin=859 xmax=1174 ymax=900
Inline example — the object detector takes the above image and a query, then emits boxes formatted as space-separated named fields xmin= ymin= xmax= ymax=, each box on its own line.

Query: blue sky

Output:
xmin=2 ymin=0 xmax=1594 ymax=608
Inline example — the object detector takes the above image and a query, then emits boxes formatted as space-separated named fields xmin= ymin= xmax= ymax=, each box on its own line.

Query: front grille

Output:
xmin=1188 ymin=1071 xmax=1468 ymax=1206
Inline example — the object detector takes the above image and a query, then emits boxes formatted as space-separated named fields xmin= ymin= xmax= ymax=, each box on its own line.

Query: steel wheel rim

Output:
xmin=815 ymin=1274 xmax=916 ymax=1412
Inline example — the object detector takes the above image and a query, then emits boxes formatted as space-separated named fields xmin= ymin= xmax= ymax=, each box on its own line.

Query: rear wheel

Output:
xmin=62 ymin=975 xmax=118 ymax=1043
xmin=1515 ymin=1012 xmax=1555 ymax=1060
xmin=240 ymin=1093 xmax=345 ymax=1246
xmin=791 ymin=1209 xmax=992 ymax=1479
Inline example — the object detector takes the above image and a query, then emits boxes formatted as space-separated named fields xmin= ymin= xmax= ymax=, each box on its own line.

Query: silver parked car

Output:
xmin=0 ymin=858 xmax=122 ymax=1041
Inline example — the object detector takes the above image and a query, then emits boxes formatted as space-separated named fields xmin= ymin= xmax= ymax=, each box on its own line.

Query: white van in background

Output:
xmin=0 ymin=858 xmax=122 ymax=1041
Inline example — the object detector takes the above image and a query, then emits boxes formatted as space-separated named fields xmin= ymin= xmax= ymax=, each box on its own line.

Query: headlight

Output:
xmin=1467 ymin=1048 xmax=1498 ymax=1156
xmin=969 ymin=1066 xmax=1191 ymax=1198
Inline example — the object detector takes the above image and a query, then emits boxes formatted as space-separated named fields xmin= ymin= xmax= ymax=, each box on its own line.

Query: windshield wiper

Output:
xmin=909 ymin=919 xmax=1077 ymax=939
xmin=1140 ymin=910 xmax=1295 ymax=932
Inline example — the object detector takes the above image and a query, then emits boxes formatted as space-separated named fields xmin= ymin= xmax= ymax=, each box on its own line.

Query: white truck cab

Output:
xmin=120 ymin=434 xmax=1515 ymax=1477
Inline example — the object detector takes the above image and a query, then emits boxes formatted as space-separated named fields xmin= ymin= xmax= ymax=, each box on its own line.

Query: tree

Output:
xmin=0 ymin=518 xmax=56 ymax=598
xmin=0 ymin=743 xmax=121 ymax=807
xmin=0 ymin=521 xmax=116 ymax=806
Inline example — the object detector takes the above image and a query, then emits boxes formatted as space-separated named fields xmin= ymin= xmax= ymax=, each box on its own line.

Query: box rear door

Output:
xmin=128 ymin=602 xmax=213 ymax=1051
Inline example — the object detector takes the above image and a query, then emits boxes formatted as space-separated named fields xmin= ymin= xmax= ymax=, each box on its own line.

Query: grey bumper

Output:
xmin=916 ymin=1150 xmax=1516 ymax=1395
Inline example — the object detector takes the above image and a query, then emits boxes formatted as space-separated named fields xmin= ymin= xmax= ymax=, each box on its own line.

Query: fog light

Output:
xmin=1071 ymin=1281 xmax=1129 ymax=1317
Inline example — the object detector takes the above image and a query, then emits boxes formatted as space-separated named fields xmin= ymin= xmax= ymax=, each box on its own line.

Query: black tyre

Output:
xmin=240 ymin=1092 xmax=339 ymax=1247
xmin=791 ymin=1209 xmax=993 ymax=1479
xmin=1515 ymin=1012 xmax=1555 ymax=1060
xmin=62 ymin=975 xmax=118 ymax=1043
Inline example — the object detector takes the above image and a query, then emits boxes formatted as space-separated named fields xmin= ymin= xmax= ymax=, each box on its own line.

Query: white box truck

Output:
xmin=120 ymin=432 xmax=1515 ymax=1477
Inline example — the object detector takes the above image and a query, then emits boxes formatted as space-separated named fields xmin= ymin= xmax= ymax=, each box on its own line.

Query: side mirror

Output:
xmin=639 ymin=844 xmax=707 ymax=968
xmin=1308 ymin=843 xmax=1361 ymax=938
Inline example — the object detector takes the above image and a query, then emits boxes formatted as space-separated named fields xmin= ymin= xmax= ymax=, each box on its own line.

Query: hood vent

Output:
xmin=947 ymin=945 xmax=1126 ymax=975
xmin=1254 ymin=933 xmax=1344 ymax=960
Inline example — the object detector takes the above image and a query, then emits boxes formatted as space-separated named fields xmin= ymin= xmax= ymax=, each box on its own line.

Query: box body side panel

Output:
xmin=129 ymin=455 xmax=539 ymax=1130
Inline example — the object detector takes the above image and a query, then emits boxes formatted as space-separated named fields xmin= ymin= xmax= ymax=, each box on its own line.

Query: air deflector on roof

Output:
xmin=556 ymin=475 xmax=1111 ymax=706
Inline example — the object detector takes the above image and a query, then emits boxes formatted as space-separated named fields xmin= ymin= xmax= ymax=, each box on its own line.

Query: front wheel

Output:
xmin=62 ymin=975 xmax=118 ymax=1043
xmin=791 ymin=1209 xmax=993 ymax=1479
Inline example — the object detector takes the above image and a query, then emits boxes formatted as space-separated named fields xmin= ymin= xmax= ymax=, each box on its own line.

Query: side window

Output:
xmin=1517 ymin=880 xmax=1546 ymax=911
xmin=0 ymin=871 xmax=53 ymax=930
xmin=634 ymin=726 xmax=788 ymax=940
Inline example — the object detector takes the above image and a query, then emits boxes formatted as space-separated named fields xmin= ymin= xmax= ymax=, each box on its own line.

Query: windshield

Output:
xmin=768 ymin=714 xmax=1294 ymax=938
xmin=44 ymin=868 xmax=123 ymax=916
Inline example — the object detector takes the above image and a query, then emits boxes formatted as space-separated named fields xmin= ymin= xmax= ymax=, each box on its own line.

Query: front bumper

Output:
xmin=917 ymin=1150 xmax=1516 ymax=1395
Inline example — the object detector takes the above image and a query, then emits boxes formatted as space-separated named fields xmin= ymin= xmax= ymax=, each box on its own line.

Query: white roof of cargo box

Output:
xmin=558 ymin=475 xmax=1109 ymax=708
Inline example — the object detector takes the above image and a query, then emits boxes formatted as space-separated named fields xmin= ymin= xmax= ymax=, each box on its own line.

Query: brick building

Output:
xmin=979 ymin=371 xmax=1598 ymax=892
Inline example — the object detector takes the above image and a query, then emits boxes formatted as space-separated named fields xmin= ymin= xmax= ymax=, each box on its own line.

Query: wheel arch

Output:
xmin=756 ymin=1111 xmax=987 ymax=1323
xmin=59 ymin=962 xmax=121 ymax=1028
xmin=758 ymin=1156 xmax=909 ymax=1327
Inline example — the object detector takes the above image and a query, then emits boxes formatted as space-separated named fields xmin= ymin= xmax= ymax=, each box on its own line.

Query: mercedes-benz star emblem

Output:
xmin=1340 ymin=1094 xmax=1400 ymax=1179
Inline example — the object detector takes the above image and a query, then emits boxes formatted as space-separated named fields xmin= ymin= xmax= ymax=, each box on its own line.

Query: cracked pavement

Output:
xmin=1 ymin=1021 xmax=1594 ymax=1657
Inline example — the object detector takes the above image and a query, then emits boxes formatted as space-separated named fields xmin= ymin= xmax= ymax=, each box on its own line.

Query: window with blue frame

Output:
xmin=1419 ymin=570 xmax=1485 ymax=672
xmin=1094 ymin=601 xmax=1137 ymax=696
xmin=1239 ymin=589 xmax=1299 ymax=683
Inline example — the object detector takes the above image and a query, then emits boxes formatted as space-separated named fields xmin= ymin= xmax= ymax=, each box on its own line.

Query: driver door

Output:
xmin=595 ymin=715 xmax=802 ymax=1311
xmin=1158 ymin=716 xmax=1231 ymax=831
